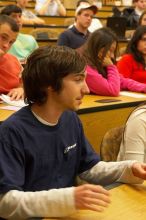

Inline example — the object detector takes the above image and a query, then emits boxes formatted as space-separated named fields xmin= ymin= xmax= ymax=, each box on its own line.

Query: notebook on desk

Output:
xmin=107 ymin=17 xmax=127 ymax=40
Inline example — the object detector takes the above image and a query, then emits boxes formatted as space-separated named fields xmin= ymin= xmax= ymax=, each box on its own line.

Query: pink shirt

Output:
xmin=86 ymin=64 xmax=146 ymax=96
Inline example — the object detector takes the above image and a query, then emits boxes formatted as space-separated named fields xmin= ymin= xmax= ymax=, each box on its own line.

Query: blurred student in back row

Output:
xmin=16 ymin=0 xmax=45 ymax=25
xmin=35 ymin=0 xmax=66 ymax=16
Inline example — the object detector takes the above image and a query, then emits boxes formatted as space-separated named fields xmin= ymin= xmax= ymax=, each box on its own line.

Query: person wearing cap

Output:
xmin=75 ymin=0 xmax=103 ymax=32
xmin=57 ymin=3 xmax=97 ymax=49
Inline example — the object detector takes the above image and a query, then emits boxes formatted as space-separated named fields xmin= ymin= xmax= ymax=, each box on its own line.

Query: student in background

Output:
xmin=75 ymin=0 xmax=102 ymax=32
xmin=117 ymin=103 xmax=146 ymax=162
xmin=1 ymin=5 xmax=38 ymax=63
xmin=124 ymin=0 xmax=146 ymax=28
xmin=125 ymin=10 xmax=146 ymax=41
xmin=117 ymin=25 xmax=146 ymax=84
xmin=82 ymin=27 xmax=146 ymax=96
xmin=35 ymin=0 xmax=66 ymax=16
xmin=1 ymin=45 xmax=146 ymax=219
xmin=16 ymin=0 xmax=45 ymax=25
xmin=138 ymin=10 xmax=146 ymax=25
xmin=0 ymin=15 xmax=23 ymax=100
xmin=58 ymin=3 xmax=97 ymax=49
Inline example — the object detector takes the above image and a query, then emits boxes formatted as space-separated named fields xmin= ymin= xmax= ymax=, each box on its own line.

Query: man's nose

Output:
xmin=3 ymin=41 xmax=10 ymax=50
xmin=82 ymin=81 xmax=90 ymax=94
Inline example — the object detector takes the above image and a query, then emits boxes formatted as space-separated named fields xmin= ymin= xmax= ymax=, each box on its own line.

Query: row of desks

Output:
xmin=0 ymin=93 xmax=146 ymax=153
xmin=23 ymin=15 xmax=108 ymax=26
xmin=20 ymin=23 xmax=131 ymax=48
xmin=0 ymin=4 xmax=113 ymax=17
xmin=0 ymin=0 xmax=126 ymax=11
xmin=36 ymin=37 xmax=129 ymax=49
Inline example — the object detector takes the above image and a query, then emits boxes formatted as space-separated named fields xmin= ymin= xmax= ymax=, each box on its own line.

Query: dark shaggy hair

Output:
xmin=1 ymin=4 xmax=22 ymax=15
xmin=22 ymin=45 xmax=86 ymax=105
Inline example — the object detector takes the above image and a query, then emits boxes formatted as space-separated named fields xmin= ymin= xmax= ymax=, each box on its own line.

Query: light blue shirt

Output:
xmin=8 ymin=33 xmax=38 ymax=61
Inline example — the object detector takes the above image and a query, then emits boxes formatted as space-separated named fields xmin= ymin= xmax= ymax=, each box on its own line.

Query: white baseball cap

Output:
xmin=75 ymin=3 xmax=98 ymax=16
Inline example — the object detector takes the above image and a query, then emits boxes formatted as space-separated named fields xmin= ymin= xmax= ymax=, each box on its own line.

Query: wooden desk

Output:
xmin=66 ymin=8 xmax=113 ymax=17
xmin=36 ymin=38 xmax=57 ymax=46
xmin=37 ymin=15 xmax=107 ymax=26
xmin=118 ymin=38 xmax=130 ymax=49
xmin=43 ymin=182 xmax=146 ymax=220
xmin=0 ymin=93 xmax=146 ymax=153
xmin=78 ymin=94 xmax=146 ymax=153
xmin=0 ymin=0 xmax=35 ymax=7
xmin=21 ymin=26 xmax=129 ymax=49
xmin=0 ymin=0 xmax=15 ymax=6
xmin=21 ymin=24 xmax=67 ymax=35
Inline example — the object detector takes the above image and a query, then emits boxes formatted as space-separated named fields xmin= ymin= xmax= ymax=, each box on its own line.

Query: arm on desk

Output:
xmin=0 ymin=188 xmax=75 ymax=219
xmin=79 ymin=160 xmax=144 ymax=185
xmin=86 ymin=65 xmax=120 ymax=96
xmin=0 ymin=185 xmax=110 ymax=219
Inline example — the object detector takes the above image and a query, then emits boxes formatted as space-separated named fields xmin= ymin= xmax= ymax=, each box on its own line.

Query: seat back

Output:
xmin=30 ymin=28 xmax=60 ymax=39
xmin=100 ymin=126 xmax=124 ymax=161
xmin=64 ymin=18 xmax=75 ymax=26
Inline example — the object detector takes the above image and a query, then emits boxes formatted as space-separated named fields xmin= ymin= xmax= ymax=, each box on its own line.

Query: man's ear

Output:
xmin=47 ymin=86 xmax=53 ymax=91
xmin=47 ymin=86 xmax=57 ymax=93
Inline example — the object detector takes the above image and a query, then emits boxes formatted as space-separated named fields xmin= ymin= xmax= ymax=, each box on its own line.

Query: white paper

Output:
xmin=120 ymin=91 xmax=146 ymax=98
xmin=0 ymin=105 xmax=21 ymax=111
xmin=0 ymin=94 xmax=26 ymax=107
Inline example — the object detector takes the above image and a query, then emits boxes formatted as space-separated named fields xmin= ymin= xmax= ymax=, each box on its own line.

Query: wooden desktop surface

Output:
xmin=78 ymin=94 xmax=146 ymax=152
xmin=0 ymin=93 xmax=146 ymax=153
xmin=43 ymin=182 xmax=146 ymax=220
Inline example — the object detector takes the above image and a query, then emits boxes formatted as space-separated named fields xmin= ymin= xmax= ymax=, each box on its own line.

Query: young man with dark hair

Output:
xmin=1 ymin=4 xmax=38 ymax=62
xmin=70 ymin=0 xmax=103 ymax=33
xmin=57 ymin=3 xmax=98 ymax=49
xmin=0 ymin=14 xmax=23 ymax=100
xmin=0 ymin=45 xmax=146 ymax=219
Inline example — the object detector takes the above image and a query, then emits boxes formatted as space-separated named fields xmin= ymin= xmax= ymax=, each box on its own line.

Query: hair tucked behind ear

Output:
xmin=83 ymin=27 xmax=118 ymax=78
xmin=22 ymin=45 xmax=86 ymax=105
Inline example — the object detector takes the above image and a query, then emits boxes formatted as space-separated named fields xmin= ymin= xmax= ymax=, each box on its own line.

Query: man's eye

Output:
xmin=1 ymin=36 xmax=7 ymax=41
xmin=75 ymin=77 xmax=82 ymax=81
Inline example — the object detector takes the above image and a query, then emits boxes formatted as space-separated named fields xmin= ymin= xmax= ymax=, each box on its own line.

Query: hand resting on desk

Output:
xmin=74 ymin=162 xmax=146 ymax=213
xmin=74 ymin=184 xmax=110 ymax=212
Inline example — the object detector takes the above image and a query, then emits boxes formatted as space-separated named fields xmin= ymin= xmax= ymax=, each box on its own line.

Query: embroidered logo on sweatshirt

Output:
xmin=64 ymin=143 xmax=77 ymax=154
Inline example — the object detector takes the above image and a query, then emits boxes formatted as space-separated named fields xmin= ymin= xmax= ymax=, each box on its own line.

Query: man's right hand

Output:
xmin=74 ymin=184 xmax=111 ymax=212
